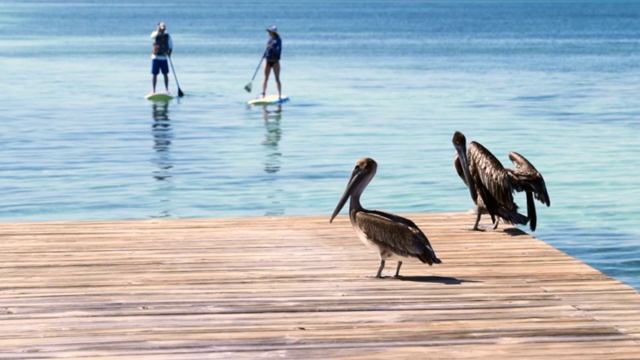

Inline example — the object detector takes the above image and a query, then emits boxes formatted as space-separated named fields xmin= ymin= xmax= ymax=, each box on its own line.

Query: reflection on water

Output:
xmin=150 ymin=102 xmax=174 ymax=218
xmin=262 ymin=105 xmax=284 ymax=216
xmin=262 ymin=104 xmax=282 ymax=173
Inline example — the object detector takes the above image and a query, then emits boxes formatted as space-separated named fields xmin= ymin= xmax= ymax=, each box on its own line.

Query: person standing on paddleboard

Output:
xmin=262 ymin=26 xmax=282 ymax=99
xmin=150 ymin=22 xmax=173 ymax=94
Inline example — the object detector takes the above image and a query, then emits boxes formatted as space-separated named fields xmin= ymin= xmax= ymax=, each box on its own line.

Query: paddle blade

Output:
xmin=178 ymin=88 xmax=185 ymax=97
xmin=244 ymin=82 xmax=252 ymax=93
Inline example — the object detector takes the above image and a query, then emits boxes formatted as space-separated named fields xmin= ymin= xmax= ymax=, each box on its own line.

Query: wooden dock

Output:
xmin=1 ymin=212 xmax=639 ymax=359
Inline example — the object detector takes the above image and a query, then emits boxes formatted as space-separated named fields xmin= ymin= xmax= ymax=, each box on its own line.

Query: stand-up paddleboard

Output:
xmin=248 ymin=95 xmax=289 ymax=106
xmin=145 ymin=93 xmax=174 ymax=102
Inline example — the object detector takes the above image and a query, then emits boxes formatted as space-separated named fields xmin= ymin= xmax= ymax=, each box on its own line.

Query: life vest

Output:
xmin=152 ymin=33 xmax=170 ymax=55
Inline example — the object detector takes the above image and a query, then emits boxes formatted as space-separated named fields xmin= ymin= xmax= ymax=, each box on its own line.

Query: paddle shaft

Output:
xmin=250 ymin=56 xmax=265 ymax=82
xmin=167 ymin=55 xmax=184 ymax=97
xmin=244 ymin=55 xmax=265 ymax=92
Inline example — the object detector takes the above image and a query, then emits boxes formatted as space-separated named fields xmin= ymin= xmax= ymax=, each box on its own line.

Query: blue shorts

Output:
xmin=151 ymin=59 xmax=169 ymax=75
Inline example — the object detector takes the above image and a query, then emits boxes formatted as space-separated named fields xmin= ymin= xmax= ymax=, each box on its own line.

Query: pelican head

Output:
xmin=330 ymin=157 xmax=377 ymax=223
xmin=452 ymin=131 xmax=467 ymax=153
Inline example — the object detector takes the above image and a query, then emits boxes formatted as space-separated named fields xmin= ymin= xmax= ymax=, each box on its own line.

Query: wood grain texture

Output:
xmin=0 ymin=212 xmax=638 ymax=359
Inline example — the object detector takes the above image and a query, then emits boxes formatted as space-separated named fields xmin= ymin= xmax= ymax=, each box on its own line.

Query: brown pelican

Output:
xmin=330 ymin=157 xmax=441 ymax=278
xmin=452 ymin=131 xmax=550 ymax=231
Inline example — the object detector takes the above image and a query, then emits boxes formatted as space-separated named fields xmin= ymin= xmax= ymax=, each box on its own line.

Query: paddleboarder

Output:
xmin=150 ymin=22 xmax=173 ymax=94
xmin=262 ymin=26 xmax=282 ymax=99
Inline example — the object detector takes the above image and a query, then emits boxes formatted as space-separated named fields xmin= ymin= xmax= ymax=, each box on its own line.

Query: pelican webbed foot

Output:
xmin=462 ymin=225 xmax=485 ymax=231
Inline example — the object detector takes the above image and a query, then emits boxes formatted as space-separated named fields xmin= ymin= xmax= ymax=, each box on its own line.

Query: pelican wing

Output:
xmin=355 ymin=210 xmax=440 ymax=265
xmin=507 ymin=152 xmax=550 ymax=206
xmin=468 ymin=142 xmax=515 ymax=210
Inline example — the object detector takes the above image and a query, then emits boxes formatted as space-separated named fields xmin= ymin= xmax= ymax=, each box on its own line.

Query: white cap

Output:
xmin=266 ymin=25 xmax=278 ymax=34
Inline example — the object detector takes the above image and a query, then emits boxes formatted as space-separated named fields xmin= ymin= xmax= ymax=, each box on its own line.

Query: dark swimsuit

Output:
xmin=264 ymin=37 xmax=281 ymax=67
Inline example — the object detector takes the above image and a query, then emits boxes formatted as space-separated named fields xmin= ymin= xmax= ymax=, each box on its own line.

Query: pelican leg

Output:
xmin=394 ymin=261 xmax=403 ymax=278
xmin=474 ymin=211 xmax=482 ymax=230
xmin=464 ymin=208 xmax=485 ymax=231
xmin=375 ymin=259 xmax=386 ymax=278
xmin=491 ymin=218 xmax=500 ymax=230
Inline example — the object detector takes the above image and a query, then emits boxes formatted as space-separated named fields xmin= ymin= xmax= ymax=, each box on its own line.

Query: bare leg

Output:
xmin=262 ymin=63 xmax=271 ymax=97
xmin=375 ymin=259 xmax=386 ymax=278
xmin=272 ymin=62 xmax=282 ymax=98
xmin=394 ymin=261 xmax=403 ymax=278
xmin=152 ymin=74 xmax=158 ymax=93
xmin=163 ymin=73 xmax=170 ymax=92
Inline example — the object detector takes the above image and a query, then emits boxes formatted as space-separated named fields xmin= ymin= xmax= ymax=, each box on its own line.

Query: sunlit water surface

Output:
xmin=1 ymin=0 xmax=639 ymax=289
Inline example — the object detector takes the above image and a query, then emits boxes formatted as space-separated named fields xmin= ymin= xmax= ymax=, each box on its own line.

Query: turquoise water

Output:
xmin=2 ymin=1 xmax=639 ymax=290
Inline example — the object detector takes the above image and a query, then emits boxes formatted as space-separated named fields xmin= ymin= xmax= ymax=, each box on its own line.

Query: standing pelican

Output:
xmin=452 ymin=131 xmax=550 ymax=231
xmin=452 ymin=131 xmax=527 ymax=231
xmin=330 ymin=157 xmax=441 ymax=278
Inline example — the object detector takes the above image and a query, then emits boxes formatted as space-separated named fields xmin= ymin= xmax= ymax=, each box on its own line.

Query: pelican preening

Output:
xmin=330 ymin=157 xmax=441 ymax=278
xmin=452 ymin=131 xmax=550 ymax=231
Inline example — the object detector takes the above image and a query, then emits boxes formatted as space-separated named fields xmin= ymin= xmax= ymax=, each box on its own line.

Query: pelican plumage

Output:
xmin=330 ymin=157 xmax=441 ymax=278
xmin=506 ymin=151 xmax=551 ymax=231
xmin=452 ymin=131 xmax=550 ymax=231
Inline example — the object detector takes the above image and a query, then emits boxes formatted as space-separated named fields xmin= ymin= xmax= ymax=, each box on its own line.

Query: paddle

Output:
xmin=167 ymin=55 xmax=185 ymax=97
xmin=244 ymin=56 xmax=264 ymax=93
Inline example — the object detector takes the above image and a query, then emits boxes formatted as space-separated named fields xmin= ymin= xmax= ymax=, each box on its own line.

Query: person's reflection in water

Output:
xmin=262 ymin=104 xmax=284 ymax=216
xmin=150 ymin=102 xmax=174 ymax=218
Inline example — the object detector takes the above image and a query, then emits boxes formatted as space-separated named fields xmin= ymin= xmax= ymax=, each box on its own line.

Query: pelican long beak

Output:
xmin=330 ymin=166 xmax=365 ymax=223
xmin=453 ymin=143 xmax=477 ymax=203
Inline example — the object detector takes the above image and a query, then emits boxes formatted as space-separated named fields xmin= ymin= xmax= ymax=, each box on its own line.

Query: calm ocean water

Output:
xmin=1 ymin=1 xmax=639 ymax=289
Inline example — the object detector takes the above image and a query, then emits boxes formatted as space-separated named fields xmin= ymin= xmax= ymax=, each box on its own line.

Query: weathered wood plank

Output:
xmin=0 ymin=212 xmax=639 ymax=359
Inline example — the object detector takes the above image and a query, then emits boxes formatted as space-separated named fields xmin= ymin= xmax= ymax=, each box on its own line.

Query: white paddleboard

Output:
xmin=145 ymin=93 xmax=174 ymax=102
xmin=248 ymin=95 xmax=289 ymax=106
